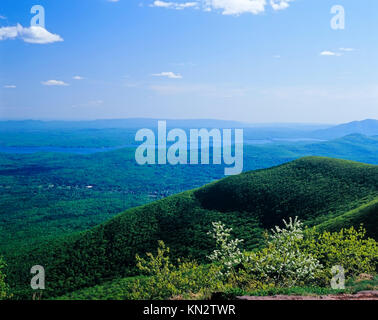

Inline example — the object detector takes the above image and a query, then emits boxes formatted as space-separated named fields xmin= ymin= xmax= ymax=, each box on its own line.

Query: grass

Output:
xmin=346 ymin=274 xmax=378 ymax=293
xmin=221 ymin=275 xmax=378 ymax=299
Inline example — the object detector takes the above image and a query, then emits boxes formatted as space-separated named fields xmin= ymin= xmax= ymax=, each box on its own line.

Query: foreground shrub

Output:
xmin=302 ymin=225 xmax=378 ymax=282
xmin=244 ymin=217 xmax=322 ymax=287
xmin=207 ymin=221 xmax=244 ymax=278
xmin=131 ymin=241 xmax=225 ymax=300
xmin=130 ymin=220 xmax=377 ymax=300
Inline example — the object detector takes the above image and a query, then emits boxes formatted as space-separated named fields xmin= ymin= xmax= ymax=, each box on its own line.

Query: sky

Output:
xmin=0 ymin=0 xmax=377 ymax=123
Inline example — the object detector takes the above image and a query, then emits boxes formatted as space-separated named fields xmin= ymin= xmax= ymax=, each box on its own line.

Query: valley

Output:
xmin=0 ymin=119 xmax=377 ymax=300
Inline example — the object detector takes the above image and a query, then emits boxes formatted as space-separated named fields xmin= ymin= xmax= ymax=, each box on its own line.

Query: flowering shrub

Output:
xmin=207 ymin=221 xmax=244 ymax=278
xmin=131 ymin=220 xmax=377 ymax=299
xmin=245 ymin=217 xmax=323 ymax=287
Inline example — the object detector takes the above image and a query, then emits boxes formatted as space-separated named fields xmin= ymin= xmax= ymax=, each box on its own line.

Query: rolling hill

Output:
xmin=313 ymin=119 xmax=378 ymax=139
xmin=283 ymin=134 xmax=378 ymax=165
xmin=1 ymin=133 xmax=377 ymax=256
xmin=6 ymin=157 xmax=378 ymax=299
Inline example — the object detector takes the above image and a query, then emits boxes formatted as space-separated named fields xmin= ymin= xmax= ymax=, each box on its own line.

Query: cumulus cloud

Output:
xmin=152 ymin=71 xmax=183 ymax=79
xmin=150 ymin=0 xmax=297 ymax=15
xmin=0 ymin=25 xmax=19 ymax=40
xmin=204 ymin=0 xmax=266 ymax=15
xmin=3 ymin=85 xmax=16 ymax=88
xmin=73 ymin=75 xmax=85 ymax=80
xmin=0 ymin=24 xmax=63 ymax=44
xmin=41 ymin=80 xmax=69 ymax=86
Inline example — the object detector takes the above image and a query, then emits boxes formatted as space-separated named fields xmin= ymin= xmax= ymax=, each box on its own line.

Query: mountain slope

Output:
xmin=315 ymin=198 xmax=378 ymax=236
xmin=2 ymin=133 xmax=377 ymax=256
xmin=313 ymin=119 xmax=378 ymax=139
xmin=287 ymin=134 xmax=378 ymax=164
xmin=6 ymin=157 xmax=378 ymax=299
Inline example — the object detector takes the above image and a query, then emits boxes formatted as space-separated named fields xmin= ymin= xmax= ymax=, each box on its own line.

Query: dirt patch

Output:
xmin=355 ymin=273 xmax=374 ymax=282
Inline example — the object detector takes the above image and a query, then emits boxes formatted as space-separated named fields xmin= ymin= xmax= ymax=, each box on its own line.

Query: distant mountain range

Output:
xmin=0 ymin=118 xmax=376 ymax=139
xmin=312 ymin=119 xmax=378 ymax=139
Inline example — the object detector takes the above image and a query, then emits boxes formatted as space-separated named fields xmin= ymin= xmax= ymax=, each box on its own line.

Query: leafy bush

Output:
xmin=131 ymin=241 xmax=225 ymax=300
xmin=302 ymin=225 xmax=378 ymax=282
xmin=59 ymin=219 xmax=378 ymax=300
xmin=245 ymin=217 xmax=322 ymax=287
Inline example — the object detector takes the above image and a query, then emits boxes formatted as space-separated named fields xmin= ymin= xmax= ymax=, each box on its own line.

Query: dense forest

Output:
xmin=4 ymin=157 xmax=377 ymax=299
xmin=1 ymin=134 xmax=377 ymax=254
xmin=0 ymin=120 xmax=377 ymax=299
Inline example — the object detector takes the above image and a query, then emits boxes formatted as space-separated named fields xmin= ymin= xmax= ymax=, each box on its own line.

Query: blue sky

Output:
xmin=0 ymin=0 xmax=377 ymax=123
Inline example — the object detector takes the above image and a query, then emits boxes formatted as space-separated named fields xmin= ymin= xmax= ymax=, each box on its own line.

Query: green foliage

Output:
xmin=207 ymin=222 xmax=244 ymax=277
xmin=0 ymin=147 xmax=223 ymax=255
xmin=57 ymin=276 xmax=145 ymax=300
xmin=346 ymin=274 xmax=378 ymax=293
xmin=58 ymin=219 xmax=378 ymax=300
xmin=0 ymin=256 xmax=10 ymax=300
xmin=5 ymin=157 xmax=378 ymax=299
xmin=244 ymin=218 xmax=322 ymax=287
xmin=223 ymin=275 xmax=378 ymax=298
xmin=222 ymin=286 xmax=347 ymax=299
xmin=131 ymin=241 xmax=224 ymax=300
xmin=1 ymin=132 xmax=378 ymax=254
xmin=237 ymin=220 xmax=377 ymax=291
xmin=315 ymin=199 xmax=378 ymax=240
xmin=195 ymin=157 xmax=378 ymax=230
xmin=302 ymin=226 xmax=378 ymax=282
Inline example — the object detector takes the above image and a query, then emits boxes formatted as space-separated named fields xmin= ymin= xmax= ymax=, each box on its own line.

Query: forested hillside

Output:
xmin=1 ymin=134 xmax=377 ymax=254
xmin=6 ymin=157 xmax=378 ymax=299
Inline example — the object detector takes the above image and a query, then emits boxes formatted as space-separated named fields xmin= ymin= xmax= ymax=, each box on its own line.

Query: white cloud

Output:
xmin=151 ymin=1 xmax=199 ymax=9
xmin=0 ymin=15 xmax=6 ymax=20
xmin=41 ymin=80 xmax=69 ymax=86
xmin=0 ymin=24 xmax=63 ymax=44
xmin=320 ymin=48 xmax=356 ymax=57
xmin=107 ymin=0 xmax=120 ymax=2
xmin=73 ymin=76 xmax=84 ymax=80
xmin=152 ymin=71 xmax=183 ymax=79
xmin=150 ymin=0 xmax=297 ymax=15
xmin=3 ymin=85 xmax=16 ymax=88
xmin=270 ymin=0 xmax=294 ymax=11
xmin=339 ymin=48 xmax=355 ymax=52
xmin=152 ymin=0 xmax=173 ymax=7
xmin=320 ymin=51 xmax=342 ymax=57
xmin=0 ymin=25 xmax=19 ymax=40
xmin=204 ymin=0 xmax=266 ymax=15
